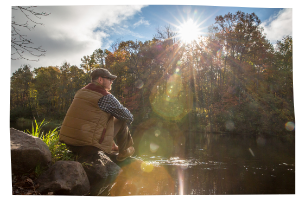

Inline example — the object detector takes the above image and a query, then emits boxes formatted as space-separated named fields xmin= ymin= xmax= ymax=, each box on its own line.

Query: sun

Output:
xmin=178 ymin=19 xmax=201 ymax=44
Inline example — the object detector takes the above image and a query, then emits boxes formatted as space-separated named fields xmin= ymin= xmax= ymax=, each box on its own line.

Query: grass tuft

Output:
xmin=25 ymin=119 xmax=77 ymax=164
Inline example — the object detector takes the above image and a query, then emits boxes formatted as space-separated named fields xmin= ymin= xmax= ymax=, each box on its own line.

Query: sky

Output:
xmin=9 ymin=1 xmax=294 ymax=75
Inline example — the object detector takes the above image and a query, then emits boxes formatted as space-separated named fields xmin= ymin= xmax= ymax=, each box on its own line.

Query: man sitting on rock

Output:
xmin=59 ymin=68 xmax=135 ymax=162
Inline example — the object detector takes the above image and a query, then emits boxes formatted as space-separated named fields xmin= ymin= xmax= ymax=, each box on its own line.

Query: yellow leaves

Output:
xmin=29 ymin=88 xmax=38 ymax=100
xmin=48 ymin=66 xmax=61 ymax=73
xmin=196 ymin=107 xmax=208 ymax=114
xmin=247 ymin=60 xmax=254 ymax=66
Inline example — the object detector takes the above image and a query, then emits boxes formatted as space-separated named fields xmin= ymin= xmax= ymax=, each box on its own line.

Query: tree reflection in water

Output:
xmin=103 ymin=132 xmax=294 ymax=195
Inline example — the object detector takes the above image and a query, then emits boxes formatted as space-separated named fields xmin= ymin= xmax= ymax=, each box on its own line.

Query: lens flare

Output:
xmin=150 ymin=73 xmax=193 ymax=121
xmin=133 ymin=118 xmax=185 ymax=158
xmin=109 ymin=160 xmax=175 ymax=195
xmin=150 ymin=143 xmax=160 ymax=153
xmin=136 ymin=125 xmax=173 ymax=157
xmin=225 ymin=120 xmax=235 ymax=131
xmin=285 ymin=122 xmax=295 ymax=131
xmin=248 ymin=148 xmax=255 ymax=157
xmin=141 ymin=161 xmax=154 ymax=173
xmin=217 ymin=49 xmax=221 ymax=58
xmin=256 ymin=136 xmax=266 ymax=146
xmin=155 ymin=129 xmax=161 ymax=137
xmin=135 ymin=79 xmax=144 ymax=89
xmin=178 ymin=168 xmax=185 ymax=195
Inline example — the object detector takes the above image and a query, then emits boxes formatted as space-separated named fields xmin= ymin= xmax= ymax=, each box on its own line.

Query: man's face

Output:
xmin=98 ymin=77 xmax=113 ymax=91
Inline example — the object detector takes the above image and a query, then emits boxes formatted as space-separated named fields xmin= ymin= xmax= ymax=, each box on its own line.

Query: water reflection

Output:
xmin=102 ymin=133 xmax=295 ymax=195
xmin=10 ymin=120 xmax=295 ymax=195
xmin=109 ymin=159 xmax=175 ymax=195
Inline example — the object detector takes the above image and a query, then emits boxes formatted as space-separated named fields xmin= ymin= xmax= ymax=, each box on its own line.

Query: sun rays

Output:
xmin=178 ymin=18 xmax=202 ymax=44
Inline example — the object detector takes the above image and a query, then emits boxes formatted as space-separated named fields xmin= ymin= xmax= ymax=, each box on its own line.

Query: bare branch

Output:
xmin=11 ymin=6 xmax=50 ymax=61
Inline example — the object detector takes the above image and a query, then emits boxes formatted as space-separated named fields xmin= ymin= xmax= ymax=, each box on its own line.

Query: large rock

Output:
xmin=10 ymin=128 xmax=52 ymax=174
xmin=36 ymin=161 xmax=90 ymax=195
xmin=77 ymin=151 xmax=121 ymax=195
xmin=78 ymin=151 xmax=121 ymax=182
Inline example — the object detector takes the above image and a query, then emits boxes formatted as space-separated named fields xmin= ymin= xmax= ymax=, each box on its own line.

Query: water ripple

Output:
xmin=135 ymin=155 xmax=226 ymax=168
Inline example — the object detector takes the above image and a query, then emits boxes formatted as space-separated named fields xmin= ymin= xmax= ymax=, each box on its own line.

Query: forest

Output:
xmin=10 ymin=11 xmax=294 ymax=135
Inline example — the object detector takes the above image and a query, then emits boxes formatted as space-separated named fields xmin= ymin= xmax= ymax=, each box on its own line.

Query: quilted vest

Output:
xmin=59 ymin=83 xmax=114 ymax=154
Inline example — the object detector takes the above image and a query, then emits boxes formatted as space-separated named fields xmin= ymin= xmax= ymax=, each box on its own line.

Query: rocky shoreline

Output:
xmin=10 ymin=128 xmax=121 ymax=195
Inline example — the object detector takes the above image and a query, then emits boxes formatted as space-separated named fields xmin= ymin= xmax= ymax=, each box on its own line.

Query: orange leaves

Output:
xmin=104 ymin=51 xmax=115 ymax=68
xmin=114 ymin=50 xmax=128 ymax=63
xmin=105 ymin=50 xmax=128 ymax=68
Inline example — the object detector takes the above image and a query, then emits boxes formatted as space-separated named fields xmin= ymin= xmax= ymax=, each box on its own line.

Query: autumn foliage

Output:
xmin=10 ymin=11 xmax=294 ymax=135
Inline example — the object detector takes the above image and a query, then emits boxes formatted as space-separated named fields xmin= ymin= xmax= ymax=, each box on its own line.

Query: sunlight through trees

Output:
xmin=10 ymin=11 xmax=294 ymax=135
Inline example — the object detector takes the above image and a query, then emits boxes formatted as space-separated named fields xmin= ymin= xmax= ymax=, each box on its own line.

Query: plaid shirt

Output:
xmin=98 ymin=94 xmax=134 ymax=125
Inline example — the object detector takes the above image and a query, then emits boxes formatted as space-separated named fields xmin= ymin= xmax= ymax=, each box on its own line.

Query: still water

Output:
xmin=10 ymin=122 xmax=295 ymax=195
xmin=101 ymin=132 xmax=295 ymax=195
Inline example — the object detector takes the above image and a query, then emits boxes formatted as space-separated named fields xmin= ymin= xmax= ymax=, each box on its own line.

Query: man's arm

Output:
xmin=98 ymin=94 xmax=134 ymax=125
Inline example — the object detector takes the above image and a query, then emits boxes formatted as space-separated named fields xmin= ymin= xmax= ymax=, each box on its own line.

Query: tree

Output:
xmin=92 ymin=48 xmax=107 ymax=68
xmin=154 ymin=24 xmax=178 ymax=47
xmin=212 ymin=11 xmax=266 ymax=91
xmin=33 ymin=66 xmax=61 ymax=117
xmin=11 ymin=6 xmax=50 ymax=61
xmin=10 ymin=11 xmax=294 ymax=135
xmin=274 ymin=36 xmax=293 ymax=100
xmin=10 ymin=64 xmax=34 ymax=120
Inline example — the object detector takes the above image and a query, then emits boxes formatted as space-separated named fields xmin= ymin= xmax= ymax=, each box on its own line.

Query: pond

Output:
xmin=10 ymin=122 xmax=295 ymax=195
xmin=100 ymin=132 xmax=295 ymax=195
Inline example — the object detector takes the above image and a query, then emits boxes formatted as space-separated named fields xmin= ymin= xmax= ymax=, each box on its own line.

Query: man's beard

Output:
xmin=92 ymin=80 xmax=110 ymax=91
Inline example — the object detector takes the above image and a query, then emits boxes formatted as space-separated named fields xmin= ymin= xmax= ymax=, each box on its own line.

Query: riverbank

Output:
xmin=10 ymin=128 xmax=121 ymax=195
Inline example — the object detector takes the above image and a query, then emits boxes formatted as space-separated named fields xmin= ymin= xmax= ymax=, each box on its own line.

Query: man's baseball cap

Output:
xmin=91 ymin=68 xmax=117 ymax=80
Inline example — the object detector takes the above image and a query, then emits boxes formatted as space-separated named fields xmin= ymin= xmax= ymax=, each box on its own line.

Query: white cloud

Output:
xmin=11 ymin=5 xmax=146 ymax=73
xmin=133 ymin=17 xmax=150 ymax=28
xmin=261 ymin=8 xmax=292 ymax=43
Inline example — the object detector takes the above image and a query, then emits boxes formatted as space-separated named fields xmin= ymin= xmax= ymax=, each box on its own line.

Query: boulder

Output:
xmin=10 ymin=128 xmax=52 ymax=174
xmin=36 ymin=161 xmax=90 ymax=195
xmin=77 ymin=151 xmax=121 ymax=195
xmin=10 ymin=128 xmax=122 ymax=196
xmin=78 ymin=151 xmax=121 ymax=182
